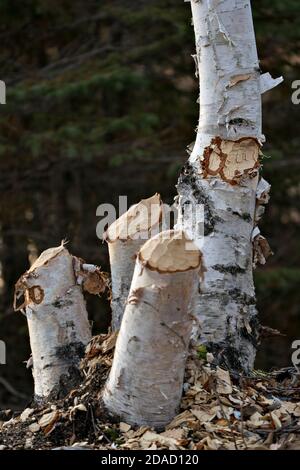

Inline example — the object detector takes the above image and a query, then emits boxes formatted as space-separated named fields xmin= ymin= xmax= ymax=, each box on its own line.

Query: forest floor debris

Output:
xmin=0 ymin=332 xmax=300 ymax=450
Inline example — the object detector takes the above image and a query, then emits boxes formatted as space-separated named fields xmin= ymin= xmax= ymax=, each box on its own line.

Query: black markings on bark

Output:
xmin=52 ymin=298 xmax=73 ymax=308
xmin=205 ymin=341 xmax=245 ymax=372
xmin=212 ymin=264 xmax=247 ymax=275
xmin=205 ymin=319 xmax=259 ymax=373
xmin=240 ymin=213 xmax=252 ymax=222
xmin=198 ymin=290 xmax=256 ymax=306
xmin=55 ymin=366 xmax=83 ymax=400
xmin=197 ymin=288 xmax=259 ymax=372
xmin=227 ymin=208 xmax=252 ymax=222
xmin=240 ymin=314 xmax=260 ymax=348
xmin=177 ymin=161 xmax=216 ymax=236
xmin=55 ymin=341 xmax=86 ymax=364
xmin=35 ymin=342 xmax=87 ymax=402
xmin=228 ymin=288 xmax=256 ymax=306
xmin=228 ymin=118 xmax=253 ymax=128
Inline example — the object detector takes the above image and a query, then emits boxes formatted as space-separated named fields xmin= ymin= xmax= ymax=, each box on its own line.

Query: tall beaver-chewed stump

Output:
xmin=105 ymin=193 xmax=165 ymax=331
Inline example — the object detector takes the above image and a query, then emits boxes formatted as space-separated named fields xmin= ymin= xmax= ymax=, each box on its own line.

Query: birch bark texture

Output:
xmin=14 ymin=245 xmax=105 ymax=399
xmin=177 ymin=0 xmax=282 ymax=372
xmin=103 ymin=230 xmax=202 ymax=429
xmin=105 ymin=193 xmax=165 ymax=331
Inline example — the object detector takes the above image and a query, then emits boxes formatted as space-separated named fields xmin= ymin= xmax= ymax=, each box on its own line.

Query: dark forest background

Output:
xmin=0 ymin=0 xmax=299 ymax=410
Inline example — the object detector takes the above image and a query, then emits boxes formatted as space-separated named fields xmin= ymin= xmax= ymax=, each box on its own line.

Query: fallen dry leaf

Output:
xmin=140 ymin=431 xmax=179 ymax=450
xmin=28 ymin=422 xmax=40 ymax=433
xmin=281 ymin=402 xmax=300 ymax=417
xmin=191 ymin=407 xmax=216 ymax=423
xmin=165 ymin=411 xmax=195 ymax=430
xmin=119 ymin=422 xmax=131 ymax=433
xmin=161 ymin=428 xmax=186 ymax=440
xmin=20 ymin=408 xmax=34 ymax=423
xmin=216 ymin=367 xmax=233 ymax=395
xmin=38 ymin=410 xmax=59 ymax=429
xmin=270 ymin=411 xmax=282 ymax=430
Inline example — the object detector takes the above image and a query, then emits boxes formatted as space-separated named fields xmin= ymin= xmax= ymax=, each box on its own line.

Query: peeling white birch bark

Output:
xmin=103 ymin=230 xmax=202 ymax=429
xmin=14 ymin=245 xmax=100 ymax=400
xmin=105 ymin=193 xmax=165 ymax=331
xmin=177 ymin=0 xmax=282 ymax=372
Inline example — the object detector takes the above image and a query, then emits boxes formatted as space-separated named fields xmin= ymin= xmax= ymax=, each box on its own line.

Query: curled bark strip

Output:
xmin=260 ymin=72 xmax=284 ymax=94
xmin=105 ymin=193 xmax=166 ymax=331
xmin=256 ymin=178 xmax=271 ymax=205
xmin=253 ymin=177 xmax=273 ymax=267
xmin=14 ymin=286 xmax=37 ymax=312
xmin=103 ymin=230 xmax=202 ymax=429
xmin=73 ymin=259 xmax=109 ymax=296
xmin=201 ymin=137 xmax=260 ymax=185
xmin=253 ymin=231 xmax=273 ymax=267
xmin=255 ymin=177 xmax=271 ymax=225
xmin=83 ymin=271 xmax=107 ymax=295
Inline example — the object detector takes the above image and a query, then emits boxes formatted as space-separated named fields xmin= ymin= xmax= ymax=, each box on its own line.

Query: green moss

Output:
xmin=197 ymin=345 xmax=207 ymax=360
xmin=103 ymin=427 xmax=119 ymax=442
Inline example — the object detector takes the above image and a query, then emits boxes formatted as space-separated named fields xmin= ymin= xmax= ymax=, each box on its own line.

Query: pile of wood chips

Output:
xmin=1 ymin=333 xmax=300 ymax=450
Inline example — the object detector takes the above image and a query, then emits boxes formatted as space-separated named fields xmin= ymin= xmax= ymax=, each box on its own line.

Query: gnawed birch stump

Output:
xmin=103 ymin=230 xmax=202 ymax=429
xmin=14 ymin=244 xmax=107 ymax=400
xmin=105 ymin=193 xmax=165 ymax=331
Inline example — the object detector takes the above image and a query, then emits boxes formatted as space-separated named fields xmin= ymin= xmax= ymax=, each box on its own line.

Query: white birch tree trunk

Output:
xmin=103 ymin=230 xmax=202 ymax=429
xmin=14 ymin=245 xmax=106 ymax=400
xmin=177 ymin=0 xmax=282 ymax=372
xmin=105 ymin=193 xmax=165 ymax=331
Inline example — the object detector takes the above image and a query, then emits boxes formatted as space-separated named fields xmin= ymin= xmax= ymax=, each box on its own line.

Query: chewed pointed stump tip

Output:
xmin=14 ymin=245 xmax=106 ymax=400
xmin=103 ymin=230 xmax=203 ymax=429
xmin=105 ymin=193 xmax=167 ymax=331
